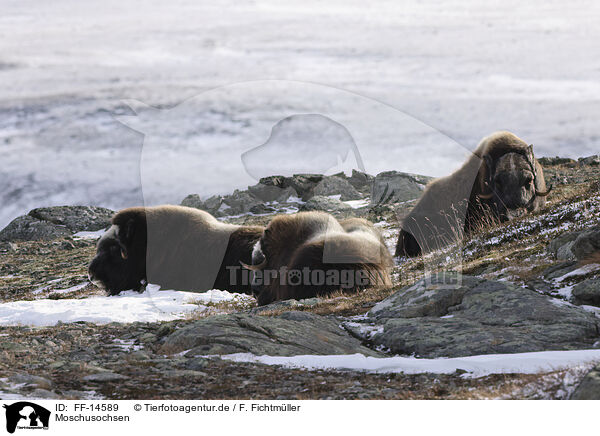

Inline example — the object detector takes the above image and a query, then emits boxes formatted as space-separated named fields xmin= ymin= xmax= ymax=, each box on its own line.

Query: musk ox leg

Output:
xmin=395 ymin=229 xmax=421 ymax=257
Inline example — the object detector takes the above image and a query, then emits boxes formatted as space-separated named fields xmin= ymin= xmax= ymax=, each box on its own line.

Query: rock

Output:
xmin=248 ymin=183 xmax=298 ymax=203
xmin=572 ymin=279 xmax=600 ymax=306
xmin=538 ymin=156 xmax=577 ymax=166
xmin=28 ymin=206 xmax=113 ymax=232
xmin=300 ymin=195 xmax=352 ymax=213
xmin=548 ymin=226 xmax=600 ymax=261
xmin=259 ymin=174 xmax=323 ymax=200
xmin=579 ymin=155 xmax=600 ymax=166
xmin=312 ymin=176 xmax=363 ymax=201
xmin=181 ymin=194 xmax=225 ymax=217
xmin=249 ymin=297 xmax=322 ymax=314
xmin=9 ymin=373 xmax=53 ymax=390
xmin=346 ymin=170 xmax=374 ymax=195
xmin=0 ymin=215 xmax=70 ymax=241
xmin=570 ymin=364 xmax=600 ymax=399
xmin=164 ymin=369 xmax=208 ymax=378
xmin=0 ymin=206 xmax=114 ymax=242
xmin=139 ymin=333 xmax=157 ymax=343
xmin=180 ymin=194 xmax=203 ymax=209
xmin=185 ymin=357 xmax=210 ymax=370
xmin=156 ymin=324 xmax=175 ymax=338
xmin=541 ymin=261 xmax=578 ymax=280
xmin=160 ymin=311 xmax=380 ymax=357
xmin=249 ymin=204 xmax=277 ymax=215
xmin=345 ymin=272 xmax=600 ymax=358
xmin=370 ymin=171 xmax=432 ymax=205
xmin=221 ymin=190 xmax=263 ymax=215
xmin=29 ymin=389 xmax=61 ymax=399
xmin=82 ymin=372 xmax=129 ymax=383
xmin=285 ymin=174 xmax=324 ymax=200
xmin=128 ymin=351 xmax=150 ymax=360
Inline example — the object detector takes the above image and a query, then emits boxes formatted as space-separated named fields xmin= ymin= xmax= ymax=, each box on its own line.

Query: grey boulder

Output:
xmin=572 ymin=279 xmax=600 ymax=306
xmin=300 ymin=195 xmax=352 ymax=213
xmin=160 ymin=311 xmax=379 ymax=357
xmin=370 ymin=171 xmax=432 ymax=205
xmin=0 ymin=206 xmax=114 ymax=241
xmin=345 ymin=272 xmax=600 ymax=358
xmin=548 ymin=226 xmax=600 ymax=261
xmin=312 ymin=176 xmax=363 ymax=201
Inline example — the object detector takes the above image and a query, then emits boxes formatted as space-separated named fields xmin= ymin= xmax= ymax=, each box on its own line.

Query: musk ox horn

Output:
xmin=239 ymin=259 xmax=267 ymax=271
xmin=535 ymin=185 xmax=553 ymax=197
xmin=477 ymin=192 xmax=494 ymax=200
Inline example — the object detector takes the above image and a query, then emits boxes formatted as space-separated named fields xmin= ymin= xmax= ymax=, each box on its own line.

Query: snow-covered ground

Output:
xmin=218 ymin=350 xmax=600 ymax=378
xmin=0 ymin=285 xmax=252 ymax=326
xmin=1 ymin=0 xmax=599 ymax=229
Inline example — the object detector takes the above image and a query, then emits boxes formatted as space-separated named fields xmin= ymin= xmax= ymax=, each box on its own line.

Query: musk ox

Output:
xmin=396 ymin=131 xmax=551 ymax=257
xmin=244 ymin=211 xmax=393 ymax=305
xmin=88 ymin=205 xmax=263 ymax=295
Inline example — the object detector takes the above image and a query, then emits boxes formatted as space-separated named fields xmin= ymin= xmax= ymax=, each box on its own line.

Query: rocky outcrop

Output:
xmin=548 ymin=226 xmax=600 ymax=261
xmin=370 ymin=171 xmax=432 ymax=205
xmin=579 ymin=155 xmax=600 ymax=166
xmin=312 ymin=176 xmax=363 ymax=201
xmin=0 ymin=206 xmax=114 ymax=242
xmin=572 ymin=279 xmax=600 ymax=306
xmin=344 ymin=272 xmax=600 ymax=358
xmin=300 ymin=195 xmax=352 ymax=214
xmin=160 ymin=311 xmax=380 ymax=357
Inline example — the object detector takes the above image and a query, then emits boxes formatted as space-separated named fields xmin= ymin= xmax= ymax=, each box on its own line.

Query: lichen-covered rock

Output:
xmin=28 ymin=206 xmax=114 ymax=232
xmin=572 ymin=279 xmax=600 ymax=306
xmin=221 ymin=190 xmax=263 ymax=215
xmin=370 ymin=171 xmax=432 ymax=205
xmin=258 ymin=174 xmax=324 ymax=200
xmin=160 ymin=311 xmax=380 ymax=357
xmin=312 ymin=176 xmax=363 ymax=201
xmin=180 ymin=194 xmax=225 ymax=216
xmin=548 ymin=226 xmax=600 ymax=261
xmin=0 ymin=205 xmax=113 ymax=242
xmin=579 ymin=155 xmax=600 ymax=166
xmin=538 ymin=156 xmax=577 ymax=166
xmin=346 ymin=170 xmax=374 ymax=195
xmin=0 ymin=215 xmax=71 ymax=241
xmin=247 ymin=183 xmax=298 ymax=203
xmin=300 ymin=195 xmax=352 ymax=213
xmin=345 ymin=272 xmax=600 ymax=358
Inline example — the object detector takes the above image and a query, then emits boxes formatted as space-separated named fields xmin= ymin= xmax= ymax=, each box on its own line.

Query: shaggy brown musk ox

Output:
xmin=244 ymin=211 xmax=393 ymax=306
xmin=395 ymin=131 xmax=551 ymax=257
xmin=88 ymin=205 xmax=263 ymax=295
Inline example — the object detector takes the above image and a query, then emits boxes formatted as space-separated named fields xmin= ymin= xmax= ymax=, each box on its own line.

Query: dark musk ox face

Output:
xmin=88 ymin=220 xmax=146 ymax=295
xmin=479 ymin=147 xmax=550 ymax=222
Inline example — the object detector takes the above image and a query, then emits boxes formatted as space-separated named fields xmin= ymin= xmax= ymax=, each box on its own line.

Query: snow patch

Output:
xmin=0 ymin=284 xmax=251 ymax=326
xmin=218 ymin=349 xmax=600 ymax=378
xmin=73 ymin=229 xmax=107 ymax=239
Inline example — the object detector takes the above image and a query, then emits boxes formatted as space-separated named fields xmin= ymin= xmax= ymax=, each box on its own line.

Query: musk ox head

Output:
xmin=476 ymin=142 xmax=551 ymax=222
xmin=88 ymin=210 xmax=147 ymax=295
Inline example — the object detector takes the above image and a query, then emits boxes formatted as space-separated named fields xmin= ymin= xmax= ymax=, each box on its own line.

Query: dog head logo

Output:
xmin=3 ymin=402 xmax=50 ymax=434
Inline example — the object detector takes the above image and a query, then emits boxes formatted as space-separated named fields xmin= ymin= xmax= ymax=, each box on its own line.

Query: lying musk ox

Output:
xmin=396 ymin=131 xmax=551 ymax=257
xmin=88 ymin=205 xmax=263 ymax=295
xmin=244 ymin=211 xmax=393 ymax=306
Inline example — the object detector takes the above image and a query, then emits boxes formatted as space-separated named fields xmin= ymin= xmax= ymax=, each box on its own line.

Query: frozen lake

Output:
xmin=1 ymin=0 xmax=599 ymax=228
